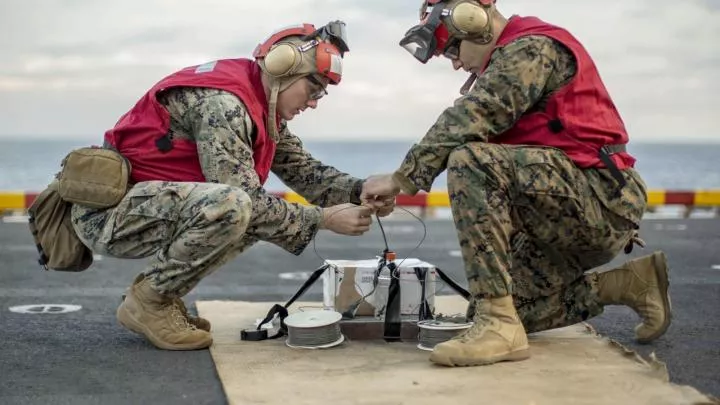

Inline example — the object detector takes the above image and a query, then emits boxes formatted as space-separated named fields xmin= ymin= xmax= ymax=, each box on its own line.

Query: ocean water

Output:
xmin=0 ymin=138 xmax=718 ymax=192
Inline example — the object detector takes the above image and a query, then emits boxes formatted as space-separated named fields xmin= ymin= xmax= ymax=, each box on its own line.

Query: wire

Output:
xmin=311 ymin=205 xmax=427 ymax=269
xmin=389 ymin=207 xmax=428 ymax=277
xmin=311 ymin=204 xmax=357 ymax=264
xmin=300 ymin=201 xmax=471 ymax=327
xmin=310 ymin=204 xmax=431 ymax=318
xmin=376 ymin=215 xmax=390 ymax=253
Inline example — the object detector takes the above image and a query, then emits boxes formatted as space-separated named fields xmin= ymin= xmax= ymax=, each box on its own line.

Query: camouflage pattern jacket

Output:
xmin=392 ymin=35 xmax=647 ymax=225
xmin=157 ymin=87 xmax=364 ymax=254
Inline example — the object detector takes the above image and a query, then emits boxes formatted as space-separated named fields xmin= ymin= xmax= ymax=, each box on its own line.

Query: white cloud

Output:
xmin=0 ymin=0 xmax=718 ymax=142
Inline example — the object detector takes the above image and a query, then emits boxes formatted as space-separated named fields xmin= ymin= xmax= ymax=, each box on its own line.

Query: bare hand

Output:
xmin=368 ymin=197 xmax=395 ymax=217
xmin=361 ymin=174 xmax=401 ymax=211
xmin=321 ymin=203 xmax=374 ymax=236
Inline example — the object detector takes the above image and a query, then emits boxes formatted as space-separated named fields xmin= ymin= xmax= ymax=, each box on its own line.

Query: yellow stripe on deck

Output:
xmin=646 ymin=190 xmax=666 ymax=206
xmin=0 ymin=192 xmax=26 ymax=211
xmin=196 ymin=296 xmax=714 ymax=405
xmin=426 ymin=191 xmax=450 ymax=207
xmin=694 ymin=190 xmax=720 ymax=206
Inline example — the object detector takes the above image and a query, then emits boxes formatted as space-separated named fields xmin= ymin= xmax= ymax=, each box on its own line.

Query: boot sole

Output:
xmin=636 ymin=252 xmax=673 ymax=344
xmin=429 ymin=347 xmax=531 ymax=367
xmin=117 ymin=303 xmax=213 ymax=351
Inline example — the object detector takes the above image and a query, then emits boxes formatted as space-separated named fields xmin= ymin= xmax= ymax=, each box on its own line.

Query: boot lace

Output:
xmin=170 ymin=302 xmax=197 ymax=331
xmin=455 ymin=314 xmax=492 ymax=342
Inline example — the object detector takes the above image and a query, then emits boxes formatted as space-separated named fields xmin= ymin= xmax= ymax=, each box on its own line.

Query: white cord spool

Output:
xmin=416 ymin=319 xmax=474 ymax=351
xmin=284 ymin=310 xmax=345 ymax=349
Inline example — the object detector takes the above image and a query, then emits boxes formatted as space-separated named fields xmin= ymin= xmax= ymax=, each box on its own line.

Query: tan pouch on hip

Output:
xmin=56 ymin=146 xmax=131 ymax=209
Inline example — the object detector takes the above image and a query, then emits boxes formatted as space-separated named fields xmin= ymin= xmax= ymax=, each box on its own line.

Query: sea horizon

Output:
xmin=1 ymin=137 xmax=719 ymax=192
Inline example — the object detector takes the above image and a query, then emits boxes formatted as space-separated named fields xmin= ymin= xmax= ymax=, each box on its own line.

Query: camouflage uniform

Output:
xmin=72 ymin=87 xmax=363 ymax=297
xmin=392 ymin=36 xmax=648 ymax=333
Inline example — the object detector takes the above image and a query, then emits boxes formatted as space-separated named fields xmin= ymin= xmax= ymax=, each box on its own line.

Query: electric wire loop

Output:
xmin=286 ymin=323 xmax=343 ymax=348
xmin=312 ymin=205 xmax=429 ymax=281
xmin=312 ymin=205 xmax=434 ymax=319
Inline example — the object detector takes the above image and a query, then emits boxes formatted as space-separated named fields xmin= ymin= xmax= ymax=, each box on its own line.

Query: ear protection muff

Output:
xmin=441 ymin=0 xmax=495 ymax=43
xmin=253 ymin=22 xmax=345 ymax=84
xmin=253 ymin=24 xmax=317 ymax=79
xmin=417 ymin=0 xmax=495 ymax=44
xmin=251 ymin=22 xmax=348 ymax=143
xmin=262 ymin=41 xmax=305 ymax=78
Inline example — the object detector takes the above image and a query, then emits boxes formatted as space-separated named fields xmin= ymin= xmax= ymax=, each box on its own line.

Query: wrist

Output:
xmin=392 ymin=171 xmax=418 ymax=195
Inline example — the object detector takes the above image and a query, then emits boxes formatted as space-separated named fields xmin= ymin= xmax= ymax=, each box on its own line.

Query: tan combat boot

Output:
xmin=122 ymin=274 xmax=211 ymax=332
xmin=429 ymin=295 xmax=530 ymax=367
xmin=590 ymin=250 xmax=672 ymax=344
xmin=174 ymin=296 xmax=212 ymax=332
xmin=117 ymin=277 xmax=213 ymax=350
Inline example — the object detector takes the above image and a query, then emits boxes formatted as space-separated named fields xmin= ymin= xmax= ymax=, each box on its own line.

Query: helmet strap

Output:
xmin=267 ymin=80 xmax=281 ymax=142
xmin=459 ymin=72 xmax=477 ymax=95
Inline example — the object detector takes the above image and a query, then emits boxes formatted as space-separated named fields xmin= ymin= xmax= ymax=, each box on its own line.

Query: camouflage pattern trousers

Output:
xmin=71 ymin=182 xmax=254 ymax=297
xmin=447 ymin=143 xmax=646 ymax=334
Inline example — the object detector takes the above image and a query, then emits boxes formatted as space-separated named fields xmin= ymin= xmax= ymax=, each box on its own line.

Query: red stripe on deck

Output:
xmin=24 ymin=192 xmax=39 ymax=208
xmin=396 ymin=193 xmax=428 ymax=207
xmin=664 ymin=192 xmax=695 ymax=205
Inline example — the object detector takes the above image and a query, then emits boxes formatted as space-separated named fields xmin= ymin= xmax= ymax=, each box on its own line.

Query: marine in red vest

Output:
xmin=362 ymin=0 xmax=671 ymax=367
xmin=104 ymin=58 xmax=277 ymax=185
xmin=72 ymin=21 xmax=392 ymax=351
xmin=104 ymin=22 xmax=349 ymax=186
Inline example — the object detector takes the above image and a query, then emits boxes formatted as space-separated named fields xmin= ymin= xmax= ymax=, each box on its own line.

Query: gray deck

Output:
xmin=1 ymin=216 xmax=718 ymax=404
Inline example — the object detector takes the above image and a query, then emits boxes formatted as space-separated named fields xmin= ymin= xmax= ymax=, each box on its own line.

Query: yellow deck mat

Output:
xmin=196 ymin=296 xmax=717 ymax=405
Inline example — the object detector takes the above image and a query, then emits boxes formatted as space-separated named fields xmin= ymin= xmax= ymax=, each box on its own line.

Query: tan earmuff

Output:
xmin=446 ymin=0 xmax=494 ymax=43
xmin=262 ymin=41 xmax=304 ymax=78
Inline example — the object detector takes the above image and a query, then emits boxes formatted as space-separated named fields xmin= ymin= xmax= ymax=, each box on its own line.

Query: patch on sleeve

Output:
xmin=195 ymin=60 xmax=218 ymax=74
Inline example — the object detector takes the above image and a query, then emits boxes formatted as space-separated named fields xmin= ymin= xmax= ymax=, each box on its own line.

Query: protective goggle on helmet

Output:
xmin=399 ymin=0 xmax=495 ymax=63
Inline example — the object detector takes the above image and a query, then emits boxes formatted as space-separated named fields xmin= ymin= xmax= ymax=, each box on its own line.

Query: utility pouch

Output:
xmin=56 ymin=147 xmax=131 ymax=209
xmin=27 ymin=180 xmax=94 ymax=272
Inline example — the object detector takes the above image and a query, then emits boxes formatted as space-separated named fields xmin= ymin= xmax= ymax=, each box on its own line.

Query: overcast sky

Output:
xmin=1 ymin=0 xmax=718 ymax=143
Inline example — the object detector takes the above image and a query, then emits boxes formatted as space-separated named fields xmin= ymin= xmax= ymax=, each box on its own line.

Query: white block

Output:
xmin=322 ymin=258 xmax=437 ymax=317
